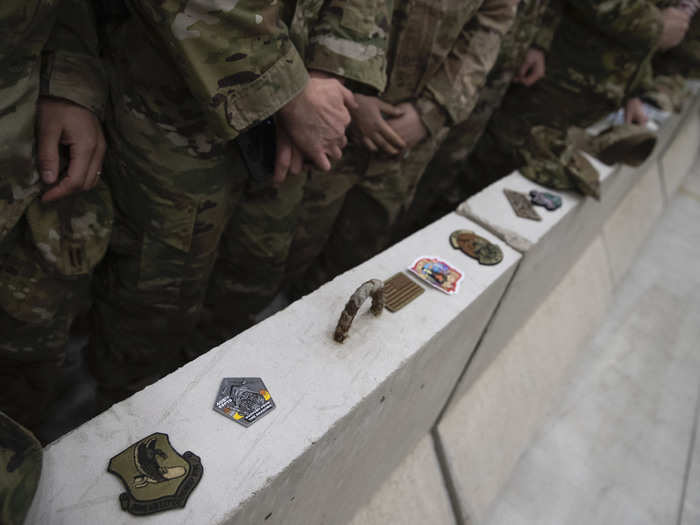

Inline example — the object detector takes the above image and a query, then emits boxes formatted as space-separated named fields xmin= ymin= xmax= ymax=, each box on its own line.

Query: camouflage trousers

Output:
xmin=463 ymin=79 xmax=618 ymax=193
xmin=287 ymin=130 xmax=447 ymax=296
xmin=0 ymin=411 xmax=42 ymax=525
xmin=90 ymin=23 xmax=306 ymax=406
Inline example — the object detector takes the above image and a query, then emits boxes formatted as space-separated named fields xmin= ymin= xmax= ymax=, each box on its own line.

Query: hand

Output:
xmin=625 ymin=97 xmax=648 ymax=125
xmin=386 ymin=102 xmax=428 ymax=150
xmin=273 ymin=120 xmax=304 ymax=185
xmin=277 ymin=71 xmax=357 ymax=172
xmin=37 ymin=97 xmax=106 ymax=202
xmin=348 ymin=94 xmax=406 ymax=155
xmin=659 ymin=8 xmax=690 ymax=50
xmin=515 ymin=48 xmax=546 ymax=86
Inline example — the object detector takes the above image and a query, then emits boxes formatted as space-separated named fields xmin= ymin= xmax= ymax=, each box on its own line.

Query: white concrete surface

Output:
xmin=347 ymin=435 xmax=455 ymax=525
xmin=602 ymin=162 xmax=665 ymax=286
xmin=482 ymin=166 xmax=700 ymax=525
xmin=659 ymin=96 xmax=700 ymax=199
xmin=27 ymin=213 xmax=519 ymax=525
xmin=437 ymin=236 xmax=614 ymax=523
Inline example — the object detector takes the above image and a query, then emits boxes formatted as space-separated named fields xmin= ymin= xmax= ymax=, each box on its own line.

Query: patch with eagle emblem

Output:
xmin=107 ymin=433 xmax=203 ymax=515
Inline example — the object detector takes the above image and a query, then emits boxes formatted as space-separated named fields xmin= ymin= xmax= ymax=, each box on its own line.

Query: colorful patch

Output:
xmin=213 ymin=377 xmax=275 ymax=427
xmin=449 ymin=230 xmax=503 ymax=266
xmin=504 ymin=189 xmax=541 ymax=221
xmin=409 ymin=257 xmax=463 ymax=295
xmin=529 ymin=190 xmax=562 ymax=211
xmin=107 ymin=433 xmax=203 ymax=516
xmin=383 ymin=273 xmax=425 ymax=312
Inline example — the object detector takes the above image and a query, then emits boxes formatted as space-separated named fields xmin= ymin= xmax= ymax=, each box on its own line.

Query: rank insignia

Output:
xmin=529 ymin=190 xmax=562 ymax=211
xmin=409 ymin=256 xmax=463 ymax=295
xmin=384 ymin=272 xmax=425 ymax=312
xmin=449 ymin=230 xmax=503 ymax=266
xmin=504 ymin=189 xmax=541 ymax=221
xmin=213 ymin=377 xmax=275 ymax=427
xmin=107 ymin=433 xmax=203 ymax=516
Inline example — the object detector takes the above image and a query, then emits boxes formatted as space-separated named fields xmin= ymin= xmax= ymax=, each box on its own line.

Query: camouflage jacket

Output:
xmin=0 ymin=0 xmax=106 ymax=243
xmin=382 ymin=0 xmax=518 ymax=136
xmin=544 ymin=0 xmax=665 ymax=105
xmin=124 ymin=0 xmax=392 ymax=140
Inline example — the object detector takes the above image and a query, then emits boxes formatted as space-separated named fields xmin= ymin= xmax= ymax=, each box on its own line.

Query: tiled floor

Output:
xmin=483 ymin=163 xmax=700 ymax=525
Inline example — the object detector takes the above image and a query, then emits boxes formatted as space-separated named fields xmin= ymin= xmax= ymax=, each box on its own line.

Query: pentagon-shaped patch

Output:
xmin=108 ymin=433 xmax=203 ymax=516
xmin=383 ymin=272 xmax=425 ymax=312
xmin=449 ymin=230 xmax=503 ymax=266
xmin=213 ymin=377 xmax=275 ymax=427
xmin=529 ymin=190 xmax=562 ymax=211
xmin=504 ymin=189 xmax=541 ymax=221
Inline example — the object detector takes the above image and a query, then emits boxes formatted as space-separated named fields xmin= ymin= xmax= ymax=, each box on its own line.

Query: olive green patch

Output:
xmin=108 ymin=433 xmax=203 ymax=516
xmin=449 ymin=230 xmax=503 ymax=266
xmin=383 ymin=273 xmax=425 ymax=312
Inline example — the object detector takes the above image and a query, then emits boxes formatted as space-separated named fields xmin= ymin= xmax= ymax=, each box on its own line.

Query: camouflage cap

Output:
xmin=569 ymin=124 xmax=657 ymax=168
xmin=521 ymin=125 xmax=601 ymax=200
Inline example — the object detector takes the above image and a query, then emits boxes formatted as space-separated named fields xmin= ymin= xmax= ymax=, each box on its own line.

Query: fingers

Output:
xmin=42 ymin=137 xmax=94 ymax=202
xmin=307 ymin=147 xmax=332 ymax=172
xmin=371 ymin=131 xmax=400 ymax=156
xmin=273 ymin=128 xmax=293 ymax=185
xmin=517 ymin=62 xmax=532 ymax=83
xmin=83 ymin=130 xmax=106 ymax=191
xmin=377 ymin=100 xmax=405 ymax=118
xmin=289 ymin=144 xmax=304 ymax=176
xmin=377 ymin=119 xmax=407 ymax=150
xmin=362 ymin=136 xmax=378 ymax=152
xmin=36 ymin=116 xmax=62 ymax=185
xmin=329 ymin=145 xmax=343 ymax=161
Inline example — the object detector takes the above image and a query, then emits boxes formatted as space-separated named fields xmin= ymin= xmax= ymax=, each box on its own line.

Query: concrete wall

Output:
xmin=26 ymin=94 xmax=700 ymax=525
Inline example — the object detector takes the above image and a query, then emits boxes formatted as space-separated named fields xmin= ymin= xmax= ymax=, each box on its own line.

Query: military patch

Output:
xmin=449 ymin=230 xmax=503 ymax=266
xmin=107 ymin=433 xmax=203 ymax=516
xmin=504 ymin=189 xmax=541 ymax=221
xmin=213 ymin=377 xmax=275 ymax=427
xmin=529 ymin=190 xmax=562 ymax=211
xmin=383 ymin=272 xmax=425 ymax=312
xmin=409 ymin=257 xmax=462 ymax=295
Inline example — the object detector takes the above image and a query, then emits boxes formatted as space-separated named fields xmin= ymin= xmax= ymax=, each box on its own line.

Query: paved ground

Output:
xmin=483 ymin=162 xmax=700 ymax=525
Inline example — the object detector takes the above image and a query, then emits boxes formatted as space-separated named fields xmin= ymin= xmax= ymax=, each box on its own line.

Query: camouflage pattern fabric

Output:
xmin=400 ymin=0 xmax=556 ymax=235
xmin=90 ymin=0 xmax=392 ymax=408
xmin=286 ymin=0 xmax=518 ymax=295
xmin=461 ymin=0 xmax=665 ymax=195
xmin=0 ymin=411 xmax=42 ymax=525
xmin=0 ymin=0 xmax=110 ymax=433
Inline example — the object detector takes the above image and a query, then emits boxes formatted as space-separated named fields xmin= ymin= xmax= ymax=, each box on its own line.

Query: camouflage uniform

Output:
xmin=401 ymin=0 xmax=558 ymax=233
xmin=90 ymin=0 xmax=391 ymax=406
xmin=286 ymin=0 xmax=518 ymax=296
xmin=0 ymin=0 xmax=110 ymax=433
xmin=0 ymin=411 xmax=42 ymax=525
xmin=464 ymin=0 xmax=665 ymax=189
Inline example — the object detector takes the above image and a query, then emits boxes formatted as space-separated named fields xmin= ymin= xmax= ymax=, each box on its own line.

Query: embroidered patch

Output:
xmin=383 ymin=272 xmax=425 ymax=312
xmin=529 ymin=190 xmax=562 ymax=211
xmin=504 ymin=189 xmax=541 ymax=221
xmin=213 ymin=377 xmax=275 ymax=427
xmin=449 ymin=230 xmax=503 ymax=266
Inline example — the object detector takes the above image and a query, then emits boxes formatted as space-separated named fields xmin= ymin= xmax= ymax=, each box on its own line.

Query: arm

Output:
xmin=306 ymin=0 xmax=393 ymax=92
xmin=38 ymin=0 xmax=107 ymax=202
xmin=417 ymin=0 xmax=518 ymax=136
xmin=565 ymin=0 xmax=663 ymax=51
xmin=126 ymin=0 xmax=310 ymax=139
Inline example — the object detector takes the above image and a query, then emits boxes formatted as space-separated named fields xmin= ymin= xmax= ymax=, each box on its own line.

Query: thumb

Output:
xmin=37 ymin=118 xmax=62 ymax=184
xmin=341 ymin=86 xmax=359 ymax=110
xmin=378 ymin=100 xmax=405 ymax=118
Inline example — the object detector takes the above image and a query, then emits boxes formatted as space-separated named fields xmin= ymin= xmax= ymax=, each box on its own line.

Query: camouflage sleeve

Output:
xmin=532 ymin=0 xmax=563 ymax=52
xmin=40 ymin=0 xmax=107 ymax=118
xmin=126 ymin=0 xmax=310 ymax=138
xmin=566 ymin=0 xmax=664 ymax=51
xmin=417 ymin=0 xmax=518 ymax=135
xmin=630 ymin=55 xmax=655 ymax=97
xmin=306 ymin=0 xmax=392 ymax=91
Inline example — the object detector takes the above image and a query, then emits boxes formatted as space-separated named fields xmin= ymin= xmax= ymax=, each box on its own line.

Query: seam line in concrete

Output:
xmin=431 ymin=427 xmax=466 ymax=525
xmin=676 ymin=378 xmax=700 ymax=525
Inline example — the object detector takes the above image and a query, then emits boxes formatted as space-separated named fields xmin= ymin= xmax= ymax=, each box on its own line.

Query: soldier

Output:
xmin=0 ymin=411 xmax=42 ymax=525
xmin=285 ymin=0 xmax=518 ymax=296
xmin=90 ymin=0 xmax=392 ymax=407
xmin=0 ymin=0 xmax=110 ymax=435
xmin=401 ymin=0 xmax=561 ymax=235
xmin=463 ymin=0 xmax=690 ymax=192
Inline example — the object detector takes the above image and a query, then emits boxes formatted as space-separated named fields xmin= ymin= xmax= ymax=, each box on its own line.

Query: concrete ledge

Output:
xmin=26 ymin=92 xmax=700 ymax=525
